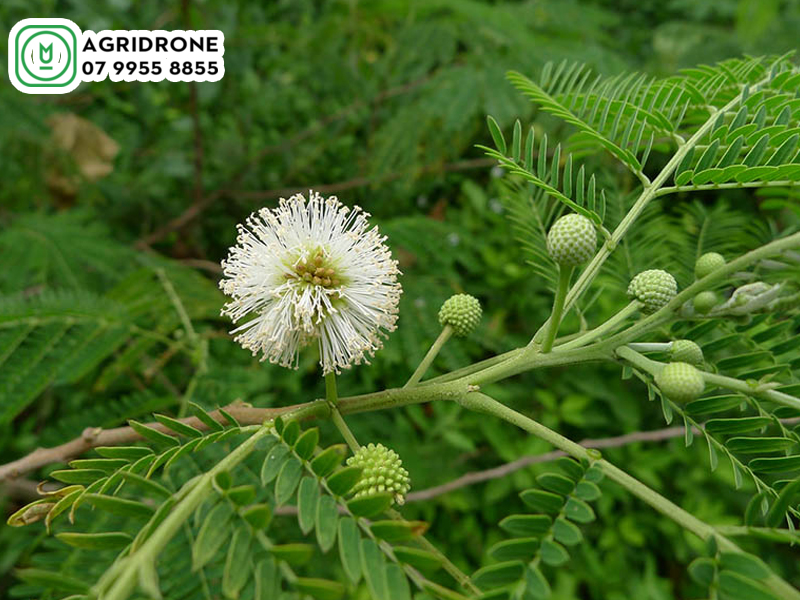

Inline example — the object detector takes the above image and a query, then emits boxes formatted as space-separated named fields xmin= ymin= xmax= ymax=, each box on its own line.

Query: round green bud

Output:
xmin=693 ymin=291 xmax=718 ymax=315
xmin=670 ymin=340 xmax=703 ymax=365
xmin=346 ymin=443 xmax=411 ymax=505
xmin=546 ymin=213 xmax=597 ymax=266
xmin=627 ymin=269 xmax=678 ymax=314
xmin=655 ymin=362 xmax=705 ymax=403
xmin=695 ymin=252 xmax=726 ymax=280
xmin=438 ymin=294 xmax=482 ymax=337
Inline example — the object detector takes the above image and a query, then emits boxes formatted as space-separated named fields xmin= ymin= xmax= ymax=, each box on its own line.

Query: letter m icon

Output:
xmin=39 ymin=42 xmax=53 ymax=63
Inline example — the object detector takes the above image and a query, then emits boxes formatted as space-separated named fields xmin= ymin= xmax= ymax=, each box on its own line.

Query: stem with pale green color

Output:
xmin=616 ymin=345 xmax=800 ymax=412
xmin=555 ymin=301 xmax=640 ymax=351
xmin=405 ymin=325 xmax=453 ymax=387
xmin=627 ymin=342 xmax=672 ymax=353
xmin=585 ymin=230 xmax=800 ymax=357
xmin=326 ymin=372 xmax=360 ymax=453
xmin=541 ymin=265 xmax=573 ymax=353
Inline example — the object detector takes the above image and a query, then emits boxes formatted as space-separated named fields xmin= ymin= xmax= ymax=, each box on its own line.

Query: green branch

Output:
xmin=530 ymin=72 xmax=778 ymax=346
xmin=596 ymin=230 xmax=800 ymax=352
xmin=656 ymin=180 xmax=800 ymax=197
xmin=555 ymin=301 xmax=640 ymax=351
xmin=457 ymin=392 xmax=800 ymax=600
xmin=615 ymin=345 xmax=800 ymax=412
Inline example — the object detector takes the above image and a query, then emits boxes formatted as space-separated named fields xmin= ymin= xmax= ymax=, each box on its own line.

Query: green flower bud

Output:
xmin=347 ymin=443 xmax=411 ymax=505
xmin=546 ymin=213 xmax=597 ymax=266
xmin=693 ymin=291 xmax=718 ymax=315
xmin=627 ymin=269 xmax=677 ymax=314
xmin=695 ymin=252 xmax=725 ymax=279
xmin=670 ymin=340 xmax=703 ymax=365
xmin=655 ymin=362 xmax=705 ymax=403
xmin=438 ymin=294 xmax=482 ymax=337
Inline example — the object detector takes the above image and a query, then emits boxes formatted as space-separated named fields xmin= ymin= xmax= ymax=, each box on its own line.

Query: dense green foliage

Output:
xmin=2 ymin=1 xmax=800 ymax=599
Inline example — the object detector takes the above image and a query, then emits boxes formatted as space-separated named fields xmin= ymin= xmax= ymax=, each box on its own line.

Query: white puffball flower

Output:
xmin=220 ymin=190 xmax=402 ymax=374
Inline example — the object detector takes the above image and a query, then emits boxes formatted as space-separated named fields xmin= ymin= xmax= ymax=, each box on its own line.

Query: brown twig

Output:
xmin=0 ymin=403 xmax=309 ymax=483
xmin=404 ymin=426 xmax=691 ymax=502
xmin=7 ymin=397 xmax=800 ymax=508
xmin=178 ymin=258 xmax=223 ymax=273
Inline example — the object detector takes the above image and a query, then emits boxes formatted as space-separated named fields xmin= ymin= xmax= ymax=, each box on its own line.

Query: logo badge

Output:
xmin=9 ymin=18 xmax=80 ymax=94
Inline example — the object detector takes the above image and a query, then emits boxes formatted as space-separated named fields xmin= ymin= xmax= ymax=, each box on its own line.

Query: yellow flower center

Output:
xmin=286 ymin=248 xmax=341 ymax=288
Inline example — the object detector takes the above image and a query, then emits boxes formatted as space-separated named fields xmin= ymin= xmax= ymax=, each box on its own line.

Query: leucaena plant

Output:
xmin=6 ymin=54 xmax=800 ymax=600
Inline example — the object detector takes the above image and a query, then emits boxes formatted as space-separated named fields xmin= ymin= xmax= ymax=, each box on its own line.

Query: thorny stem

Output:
xmin=541 ymin=265 xmax=573 ymax=353
xmin=457 ymin=392 xmax=800 ymax=600
xmin=326 ymin=372 xmax=360 ymax=453
xmin=405 ymin=325 xmax=453 ymax=387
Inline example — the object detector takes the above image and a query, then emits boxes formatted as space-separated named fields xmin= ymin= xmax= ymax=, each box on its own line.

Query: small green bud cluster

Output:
xmin=627 ymin=269 xmax=677 ymax=313
xmin=546 ymin=213 xmax=597 ymax=266
xmin=692 ymin=253 xmax=724 ymax=315
xmin=695 ymin=252 xmax=725 ymax=280
xmin=438 ymin=294 xmax=482 ymax=337
xmin=670 ymin=340 xmax=703 ymax=365
xmin=693 ymin=291 xmax=718 ymax=314
xmin=347 ymin=443 xmax=411 ymax=505
xmin=655 ymin=362 xmax=705 ymax=403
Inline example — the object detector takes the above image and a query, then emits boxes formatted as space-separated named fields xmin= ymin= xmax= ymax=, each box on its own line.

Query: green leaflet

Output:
xmin=192 ymin=501 xmax=234 ymax=571
xmin=297 ymin=477 xmax=320 ymax=535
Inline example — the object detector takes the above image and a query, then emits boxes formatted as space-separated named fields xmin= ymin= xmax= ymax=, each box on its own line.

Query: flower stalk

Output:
xmin=325 ymin=372 xmax=361 ymax=453
xmin=541 ymin=265 xmax=574 ymax=353
xmin=404 ymin=325 xmax=453 ymax=387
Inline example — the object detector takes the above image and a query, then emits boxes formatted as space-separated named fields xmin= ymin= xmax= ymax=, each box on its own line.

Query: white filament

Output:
xmin=220 ymin=190 xmax=402 ymax=374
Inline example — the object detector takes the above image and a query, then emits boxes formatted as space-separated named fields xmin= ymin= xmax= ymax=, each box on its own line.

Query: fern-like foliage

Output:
xmin=0 ymin=211 xmax=138 ymax=293
xmin=480 ymin=118 xmax=608 ymax=226
xmin=9 ymin=409 xmax=472 ymax=600
xmin=653 ymin=309 xmax=800 ymax=524
xmin=0 ymin=292 xmax=133 ymax=424
xmin=497 ymin=179 xmax=562 ymax=290
xmin=686 ymin=536 xmax=794 ymax=600
xmin=0 ymin=242 xmax=223 ymax=424
xmin=470 ymin=457 xmax=604 ymax=599
xmin=500 ymin=55 xmax=800 ymax=189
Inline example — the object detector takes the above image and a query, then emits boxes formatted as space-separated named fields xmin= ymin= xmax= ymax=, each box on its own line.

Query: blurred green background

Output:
xmin=1 ymin=0 xmax=799 ymax=598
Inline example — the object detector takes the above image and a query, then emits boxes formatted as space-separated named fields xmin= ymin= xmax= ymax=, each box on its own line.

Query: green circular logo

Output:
xmin=21 ymin=30 xmax=71 ymax=82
